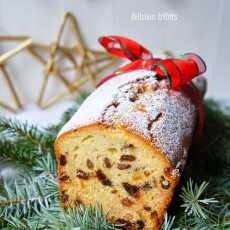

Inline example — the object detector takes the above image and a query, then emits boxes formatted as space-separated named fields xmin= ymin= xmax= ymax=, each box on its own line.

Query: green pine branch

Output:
xmin=29 ymin=205 xmax=122 ymax=230
xmin=32 ymin=153 xmax=57 ymax=178
xmin=161 ymin=213 xmax=175 ymax=230
xmin=0 ymin=97 xmax=229 ymax=229
xmin=0 ymin=117 xmax=55 ymax=153
xmin=0 ymin=139 xmax=38 ymax=166
xmin=0 ymin=175 xmax=58 ymax=220
xmin=180 ymin=179 xmax=218 ymax=219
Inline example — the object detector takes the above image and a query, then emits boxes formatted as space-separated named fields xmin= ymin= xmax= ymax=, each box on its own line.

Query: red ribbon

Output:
xmin=97 ymin=35 xmax=207 ymax=139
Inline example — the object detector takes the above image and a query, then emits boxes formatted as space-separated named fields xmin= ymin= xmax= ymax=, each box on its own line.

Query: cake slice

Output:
xmin=55 ymin=70 xmax=206 ymax=229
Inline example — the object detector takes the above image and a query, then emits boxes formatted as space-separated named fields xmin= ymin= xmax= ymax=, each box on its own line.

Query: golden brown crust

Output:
xmin=55 ymin=123 xmax=179 ymax=229
xmin=54 ymin=73 xmax=206 ymax=229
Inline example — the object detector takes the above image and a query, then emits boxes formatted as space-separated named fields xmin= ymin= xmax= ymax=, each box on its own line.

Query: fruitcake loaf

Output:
xmin=55 ymin=69 xmax=206 ymax=230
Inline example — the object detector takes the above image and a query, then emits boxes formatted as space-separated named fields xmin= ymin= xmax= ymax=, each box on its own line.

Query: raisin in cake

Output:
xmin=55 ymin=70 xmax=206 ymax=230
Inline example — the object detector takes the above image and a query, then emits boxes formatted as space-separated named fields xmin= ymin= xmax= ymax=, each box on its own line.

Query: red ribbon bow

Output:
xmin=97 ymin=35 xmax=207 ymax=139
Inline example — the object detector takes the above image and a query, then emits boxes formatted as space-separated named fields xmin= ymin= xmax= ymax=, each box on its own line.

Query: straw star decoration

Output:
xmin=28 ymin=12 xmax=118 ymax=109
xmin=0 ymin=36 xmax=32 ymax=112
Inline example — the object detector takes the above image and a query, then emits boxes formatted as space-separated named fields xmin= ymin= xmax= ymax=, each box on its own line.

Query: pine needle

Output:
xmin=180 ymin=179 xmax=218 ymax=219
xmin=161 ymin=213 xmax=175 ymax=230
xmin=0 ymin=97 xmax=229 ymax=229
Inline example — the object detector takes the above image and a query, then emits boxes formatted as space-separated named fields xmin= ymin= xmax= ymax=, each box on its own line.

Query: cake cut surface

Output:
xmin=55 ymin=125 xmax=176 ymax=229
xmin=55 ymin=70 xmax=206 ymax=230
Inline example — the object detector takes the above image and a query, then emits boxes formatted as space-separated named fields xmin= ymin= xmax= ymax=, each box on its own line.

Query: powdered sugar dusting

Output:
xmin=59 ymin=70 xmax=156 ymax=134
xmin=102 ymin=76 xmax=197 ymax=173
xmin=58 ymin=70 xmax=206 ymax=177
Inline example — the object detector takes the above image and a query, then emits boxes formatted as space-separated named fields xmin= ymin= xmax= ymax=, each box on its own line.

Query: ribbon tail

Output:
xmin=98 ymin=35 xmax=152 ymax=61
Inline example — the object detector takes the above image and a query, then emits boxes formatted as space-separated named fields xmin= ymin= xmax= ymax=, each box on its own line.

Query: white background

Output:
xmin=0 ymin=0 xmax=229 ymax=125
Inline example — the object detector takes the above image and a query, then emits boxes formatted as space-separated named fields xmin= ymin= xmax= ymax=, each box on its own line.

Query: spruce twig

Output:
xmin=0 ymin=117 xmax=55 ymax=152
xmin=161 ymin=213 xmax=175 ymax=230
xmin=180 ymin=179 xmax=218 ymax=219
xmin=0 ymin=175 xmax=58 ymax=219
xmin=30 ymin=205 xmax=122 ymax=230
xmin=0 ymin=98 xmax=229 ymax=229
xmin=0 ymin=139 xmax=38 ymax=166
